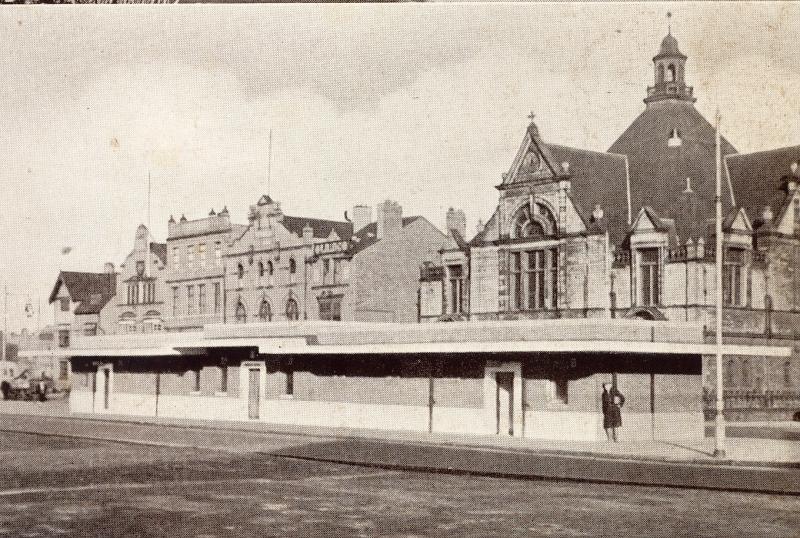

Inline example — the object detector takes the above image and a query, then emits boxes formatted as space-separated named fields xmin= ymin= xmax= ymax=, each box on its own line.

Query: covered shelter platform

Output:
xmin=67 ymin=320 xmax=790 ymax=441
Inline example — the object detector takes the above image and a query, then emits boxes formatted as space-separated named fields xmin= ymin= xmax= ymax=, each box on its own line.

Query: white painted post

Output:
xmin=714 ymin=109 xmax=727 ymax=458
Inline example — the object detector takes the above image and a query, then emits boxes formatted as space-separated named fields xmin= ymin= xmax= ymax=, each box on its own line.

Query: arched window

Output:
xmin=237 ymin=263 xmax=244 ymax=279
xmin=259 ymin=300 xmax=272 ymax=322
xmin=667 ymin=64 xmax=676 ymax=82
xmin=657 ymin=64 xmax=665 ymax=83
xmin=267 ymin=260 xmax=274 ymax=276
xmin=511 ymin=203 xmax=556 ymax=240
xmin=289 ymin=258 xmax=296 ymax=274
xmin=741 ymin=359 xmax=750 ymax=388
xmin=285 ymin=298 xmax=299 ymax=321
xmin=235 ymin=301 xmax=247 ymax=323
xmin=258 ymin=261 xmax=264 ymax=278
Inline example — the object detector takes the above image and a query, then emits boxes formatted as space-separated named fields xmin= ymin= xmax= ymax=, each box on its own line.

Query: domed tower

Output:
xmin=608 ymin=21 xmax=738 ymax=242
xmin=644 ymin=29 xmax=696 ymax=105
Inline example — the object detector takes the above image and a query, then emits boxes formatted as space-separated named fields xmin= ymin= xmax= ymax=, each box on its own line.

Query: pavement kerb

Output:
xmin=4 ymin=411 xmax=800 ymax=471
xmin=5 ymin=424 xmax=800 ymax=496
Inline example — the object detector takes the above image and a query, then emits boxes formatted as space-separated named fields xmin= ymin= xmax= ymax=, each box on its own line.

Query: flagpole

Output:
xmin=267 ymin=128 xmax=273 ymax=196
xmin=146 ymin=171 xmax=152 ymax=278
xmin=714 ymin=108 xmax=726 ymax=458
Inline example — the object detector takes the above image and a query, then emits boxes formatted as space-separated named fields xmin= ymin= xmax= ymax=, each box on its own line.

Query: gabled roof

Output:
xmin=725 ymin=145 xmax=800 ymax=224
xmin=150 ymin=242 xmax=167 ymax=265
xmin=609 ymin=100 xmax=737 ymax=242
xmin=281 ymin=215 xmax=353 ymax=241
xmin=48 ymin=271 xmax=117 ymax=315
xmin=349 ymin=217 xmax=421 ymax=255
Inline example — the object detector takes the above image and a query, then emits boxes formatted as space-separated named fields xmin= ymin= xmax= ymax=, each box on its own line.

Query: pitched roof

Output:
xmin=48 ymin=271 xmax=117 ymax=315
xmin=281 ymin=215 xmax=353 ymax=241
xmin=150 ymin=242 xmax=167 ymax=264
xmin=725 ymin=145 xmax=800 ymax=224
xmin=608 ymin=100 xmax=738 ymax=241
xmin=548 ymin=144 xmax=630 ymax=245
xmin=349 ymin=217 xmax=421 ymax=255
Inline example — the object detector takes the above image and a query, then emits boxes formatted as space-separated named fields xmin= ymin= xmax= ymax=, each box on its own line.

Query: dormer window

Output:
xmin=639 ymin=248 xmax=661 ymax=306
xmin=667 ymin=128 xmax=682 ymax=147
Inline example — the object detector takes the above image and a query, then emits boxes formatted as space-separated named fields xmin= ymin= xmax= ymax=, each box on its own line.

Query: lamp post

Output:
xmin=714 ymin=109 xmax=726 ymax=458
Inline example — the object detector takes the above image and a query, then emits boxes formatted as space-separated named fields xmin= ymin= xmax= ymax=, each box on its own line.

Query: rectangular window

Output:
xmin=60 ymin=298 xmax=70 ymax=312
xmin=640 ymin=248 xmax=660 ymax=306
xmin=550 ymin=248 xmax=558 ymax=309
xmin=322 ymin=259 xmax=331 ymax=285
xmin=198 ymin=284 xmax=206 ymax=314
xmin=187 ymin=285 xmax=195 ymax=315
xmin=527 ymin=250 xmax=546 ymax=310
xmin=186 ymin=245 xmax=194 ymax=266
xmin=219 ymin=365 xmax=228 ymax=393
xmin=83 ymin=323 xmax=97 ymax=336
xmin=198 ymin=243 xmax=206 ymax=268
xmin=333 ymin=259 xmax=342 ymax=284
xmin=318 ymin=295 xmax=342 ymax=321
xmin=172 ymin=247 xmax=180 ymax=269
xmin=58 ymin=330 xmax=69 ymax=348
xmin=59 ymin=361 xmax=69 ymax=380
xmin=172 ymin=286 xmax=180 ymax=317
xmin=213 ymin=282 xmax=221 ymax=314
xmin=215 ymin=243 xmax=222 ymax=267
xmin=723 ymin=248 xmax=744 ymax=306
xmin=448 ymin=265 xmax=464 ymax=314
xmin=194 ymin=369 xmax=201 ymax=393
xmin=511 ymin=252 xmax=522 ymax=310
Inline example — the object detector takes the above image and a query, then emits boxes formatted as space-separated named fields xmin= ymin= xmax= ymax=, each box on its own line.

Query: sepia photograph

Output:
xmin=0 ymin=2 xmax=799 ymax=536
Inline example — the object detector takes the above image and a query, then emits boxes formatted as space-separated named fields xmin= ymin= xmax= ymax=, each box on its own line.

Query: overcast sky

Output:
xmin=1 ymin=3 xmax=798 ymax=332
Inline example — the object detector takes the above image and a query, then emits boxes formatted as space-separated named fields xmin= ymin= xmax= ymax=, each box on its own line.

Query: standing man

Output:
xmin=602 ymin=382 xmax=625 ymax=442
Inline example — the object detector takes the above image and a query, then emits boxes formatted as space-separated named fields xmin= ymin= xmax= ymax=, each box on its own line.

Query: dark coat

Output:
xmin=602 ymin=388 xmax=625 ymax=429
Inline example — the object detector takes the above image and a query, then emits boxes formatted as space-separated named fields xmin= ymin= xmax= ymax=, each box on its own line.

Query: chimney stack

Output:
xmin=351 ymin=205 xmax=373 ymax=234
xmin=376 ymin=200 xmax=402 ymax=240
xmin=446 ymin=207 xmax=466 ymax=238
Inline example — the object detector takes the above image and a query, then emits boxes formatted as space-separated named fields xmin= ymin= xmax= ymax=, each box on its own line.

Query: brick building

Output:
xmin=420 ymin=30 xmax=800 ymax=417
xmin=225 ymin=196 xmax=446 ymax=324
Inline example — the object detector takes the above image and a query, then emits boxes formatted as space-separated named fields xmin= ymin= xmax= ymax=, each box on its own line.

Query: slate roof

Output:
xmin=725 ymin=145 xmax=800 ymax=225
xmin=48 ymin=271 xmax=117 ymax=315
xmin=608 ymin=100 xmax=738 ymax=241
xmin=150 ymin=242 xmax=167 ymax=264
xmin=281 ymin=215 xmax=353 ymax=241
xmin=349 ymin=217 xmax=421 ymax=255
xmin=548 ymin=145 xmax=630 ymax=246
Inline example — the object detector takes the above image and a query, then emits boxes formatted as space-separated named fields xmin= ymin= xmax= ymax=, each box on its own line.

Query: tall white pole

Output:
xmin=146 ymin=171 xmax=152 ymax=279
xmin=714 ymin=108 xmax=726 ymax=458
xmin=1 ymin=286 xmax=6 ymax=363
xmin=267 ymin=128 xmax=273 ymax=196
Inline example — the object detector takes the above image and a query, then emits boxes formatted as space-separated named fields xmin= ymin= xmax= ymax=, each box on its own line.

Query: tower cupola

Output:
xmin=644 ymin=16 xmax=696 ymax=105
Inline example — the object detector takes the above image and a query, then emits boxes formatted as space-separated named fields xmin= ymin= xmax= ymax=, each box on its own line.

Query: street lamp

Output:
xmin=713 ymin=109 xmax=726 ymax=458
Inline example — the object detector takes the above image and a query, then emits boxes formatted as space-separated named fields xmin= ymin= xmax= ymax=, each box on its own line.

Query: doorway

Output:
xmin=248 ymin=368 xmax=261 ymax=420
xmin=496 ymin=372 xmax=514 ymax=436
xmin=484 ymin=361 xmax=523 ymax=437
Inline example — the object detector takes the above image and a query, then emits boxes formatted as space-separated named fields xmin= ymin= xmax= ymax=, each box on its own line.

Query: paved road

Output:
xmin=1 ymin=432 xmax=799 ymax=538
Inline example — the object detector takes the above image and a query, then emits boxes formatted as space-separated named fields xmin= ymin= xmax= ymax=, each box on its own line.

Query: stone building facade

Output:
xmin=115 ymin=224 xmax=168 ymax=334
xmin=420 ymin=31 xmax=800 ymax=415
xmin=164 ymin=207 xmax=246 ymax=331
